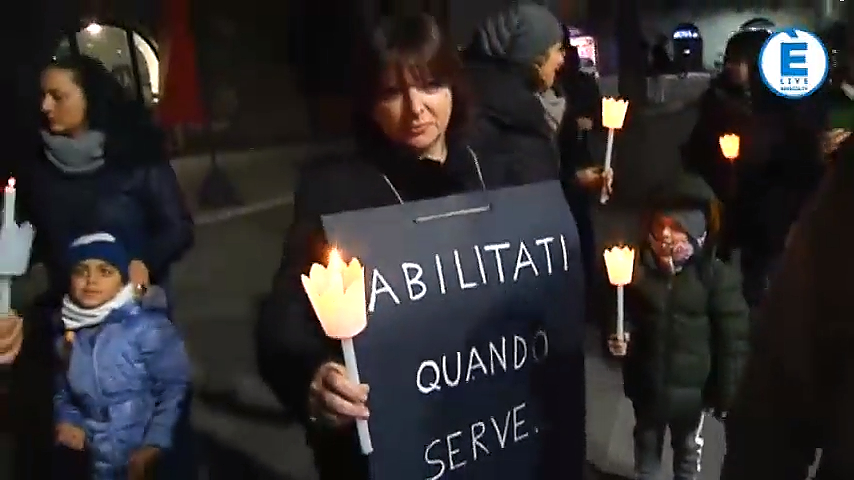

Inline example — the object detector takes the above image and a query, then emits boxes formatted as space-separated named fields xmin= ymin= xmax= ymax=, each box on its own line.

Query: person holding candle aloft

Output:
xmin=557 ymin=45 xmax=611 ymax=313
xmin=606 ymin=174 xmax=749 ymax=480
xmin=464 ymin=2 xmax=611 ymax=189
xmin=52 ymin=232 xmax=193 ymax=479
xmin=681 ymin=30 xmax=768 ymax=207
xmin=254 ymin=14 xmax=568 ymax=480
xmin=0 ymin=311 xmax=23 ymax=363
xmin=465 ymin=3 xmax=610 ymax=305
xmin=682 ymin=30 xmax=824 ymax=307
xmin=10 ymin=55 xmax=193 ymax=480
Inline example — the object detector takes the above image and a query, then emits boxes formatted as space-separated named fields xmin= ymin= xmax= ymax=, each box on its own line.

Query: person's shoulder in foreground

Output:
xmin=721 ymin=140 xmax=854 ymax=479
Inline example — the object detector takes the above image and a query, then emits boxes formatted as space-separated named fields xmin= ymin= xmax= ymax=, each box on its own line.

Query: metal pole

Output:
xmin=192 ymin=0 xmax=241 ymax=209
xmin=69 ymin=30 xmax=81 ymax=56
xmin=125 ymin=28 xmax=144 ymax=102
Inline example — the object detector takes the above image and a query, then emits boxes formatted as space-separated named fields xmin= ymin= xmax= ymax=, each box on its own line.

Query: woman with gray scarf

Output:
xmin=465 ymin=2 xmax=611 ymax=305
xmin=9 ymin=55 xmax=193 ymax=479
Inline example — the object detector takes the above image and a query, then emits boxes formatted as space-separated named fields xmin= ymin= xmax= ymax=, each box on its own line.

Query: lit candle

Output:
xmin=3 ymin=178 xmax=15 ymax=230
xmin=718 ymin=134 xmax=740 ymax=161
xmin=301 ymin=248 xmax=373 ymax=454
xmin=603 ymin=246 xmax=635 ymax=338
xmin=600 ymin=98 xmax=629 ymax=204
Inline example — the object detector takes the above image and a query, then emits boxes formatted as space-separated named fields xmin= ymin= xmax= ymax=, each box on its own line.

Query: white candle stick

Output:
xmin=616 ymin=284 xmax=625 ymax=338
xmin=0 ymin=178 xmax=18 ymax=314
xmin=342 ymin=337 xmax=373 ymax=454
xmin=3 ymin=178 xmax=15 ymax=230
xmin=301 ymin=248 xmax=373 ymax=455
xmin=600 ymin=98 xmax=627 ymax=205
xmin=600 ymin=129 xmax=615 ymax=204
xmin=603 ymin=246 xmax=635 ymax=339
xmin=0 ymin=277 xmax=10 ymax=314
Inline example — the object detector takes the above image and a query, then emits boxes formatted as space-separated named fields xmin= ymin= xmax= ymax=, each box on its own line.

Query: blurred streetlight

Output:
xmin=85 ymin=23 xmax=102 ymax=35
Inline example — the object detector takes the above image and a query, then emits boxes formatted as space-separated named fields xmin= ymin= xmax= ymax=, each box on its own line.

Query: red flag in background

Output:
xmin=156 ymin=0 xmax=206 ymax=126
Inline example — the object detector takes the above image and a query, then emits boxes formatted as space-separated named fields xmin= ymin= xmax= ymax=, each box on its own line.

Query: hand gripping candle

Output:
xmin=301 ymin=248 xmax=373 ymax=454
xmin=600 ymin=98 xmax=629 ymax=204
xmin=603 ymin=246 xmax=635 ymax=338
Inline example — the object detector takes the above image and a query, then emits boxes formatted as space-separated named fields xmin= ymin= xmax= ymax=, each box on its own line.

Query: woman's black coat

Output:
xmin=683 ymin=75 xmax=824 ymax=257
xmin=16 ymin=131 xmax=194 ymax=302
xmin=255 ymin=139 xmax=548 ymax=480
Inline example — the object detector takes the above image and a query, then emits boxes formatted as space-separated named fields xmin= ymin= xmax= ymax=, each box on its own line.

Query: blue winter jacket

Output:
xmin=53 ymin=288 xmax=192 ymax=479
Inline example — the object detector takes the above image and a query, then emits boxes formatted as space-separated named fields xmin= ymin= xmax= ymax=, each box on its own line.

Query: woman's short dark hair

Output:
xmin=352 ymin=14 xmax=471 ymax=145
xmin=46 ymin=55 xmax=164 ymax=163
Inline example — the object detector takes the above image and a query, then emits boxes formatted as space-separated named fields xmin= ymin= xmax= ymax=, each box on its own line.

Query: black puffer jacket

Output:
xmin=619 ymin=175 xmax=750 ymax=417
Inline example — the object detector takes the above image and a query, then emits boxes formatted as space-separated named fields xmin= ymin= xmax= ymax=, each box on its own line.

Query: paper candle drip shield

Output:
xmin=301 ymin=251 xmax=368 ymax=339
xmin=0 ymin=221 xmax=34 ymax=276
xmin=718 ymin=134 xmax=740 ymax=160
xmin=603 ymin=246 xmax=635 ymax=286
xmin=601 ymin=98 xmax=629 ymax=129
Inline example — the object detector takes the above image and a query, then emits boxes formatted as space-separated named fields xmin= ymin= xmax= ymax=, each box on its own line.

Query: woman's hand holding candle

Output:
xmin=576 ymin=166 xmax=613 ymax=193
xmin=607 ymin=332 xmax=630 ymax=357
xmin=302 ymin=248 xmax=373 ymax=453
xmin=309 ymin=362 xmax=370 ymax=426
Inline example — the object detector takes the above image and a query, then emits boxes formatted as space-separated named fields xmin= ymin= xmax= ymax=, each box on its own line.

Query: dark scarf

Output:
xmin=375 ymin=140 xmax=483 ymax=202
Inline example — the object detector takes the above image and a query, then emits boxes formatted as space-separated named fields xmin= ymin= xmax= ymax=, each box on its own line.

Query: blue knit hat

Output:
xmin=67 ymin=232 xmax=129 ymax=280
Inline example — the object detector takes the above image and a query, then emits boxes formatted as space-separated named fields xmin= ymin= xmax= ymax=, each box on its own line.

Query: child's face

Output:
xmin=70 ymin=259 xmax=124 ymax=308
xmin=650 ymin=214 xmax=689 ymax=251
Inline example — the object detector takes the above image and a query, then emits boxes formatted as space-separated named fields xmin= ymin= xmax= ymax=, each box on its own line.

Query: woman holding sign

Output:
xmin=255 ymin=14 xmax=558 ymax=480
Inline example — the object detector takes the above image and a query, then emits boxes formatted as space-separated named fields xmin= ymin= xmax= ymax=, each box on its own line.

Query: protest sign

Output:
xmin=322 ymin=181 xmax=586 ymax=479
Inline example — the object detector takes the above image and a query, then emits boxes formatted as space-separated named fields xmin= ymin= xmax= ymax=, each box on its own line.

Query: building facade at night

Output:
xmin=41 ymin=0 xmax=851 ymax=148
xmin=590 ymin=0 xmax=843 ymax=71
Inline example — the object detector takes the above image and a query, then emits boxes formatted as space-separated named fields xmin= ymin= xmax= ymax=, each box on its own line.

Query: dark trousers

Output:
xmin=565 ymin=193 xmax=597 ymax=324
xmin=310 ymin=429 xmax=369 ymax=480
xmin=740 ymin=249 xmax=780 ymax=309
xmin=633 ymin=402 xmax=707 ymax=480
xmin=10 ymin=312 xmax=57 ymax=479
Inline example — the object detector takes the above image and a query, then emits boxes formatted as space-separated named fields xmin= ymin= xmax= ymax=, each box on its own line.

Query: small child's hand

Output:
xmin=607 ymin=333 xmax=630 ymax=357
xmin=56 ymin=422 xmax=85 ymax=450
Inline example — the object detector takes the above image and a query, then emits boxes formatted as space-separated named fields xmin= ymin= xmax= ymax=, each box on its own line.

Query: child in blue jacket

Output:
xmin=53 ymin=232 xmax=192 ymax=479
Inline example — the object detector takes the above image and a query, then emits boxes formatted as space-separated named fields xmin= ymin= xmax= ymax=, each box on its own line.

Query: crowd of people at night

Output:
xmin=1 ymin=1 xmax=854 ymax=479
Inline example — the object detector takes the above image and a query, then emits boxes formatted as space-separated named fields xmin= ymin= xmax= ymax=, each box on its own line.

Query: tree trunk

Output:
xmin=615 ymin=0 xmax=647 ymax=107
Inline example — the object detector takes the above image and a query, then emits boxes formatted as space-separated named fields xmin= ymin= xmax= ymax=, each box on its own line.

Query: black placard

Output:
xmin=322 ymin=181 xmax=586 ymax=479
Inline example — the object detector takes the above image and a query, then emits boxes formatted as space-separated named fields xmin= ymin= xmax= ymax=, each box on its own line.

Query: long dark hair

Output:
xmin=45 ymin=55 xmax=165 ymax=164
xmin=351 ymin=14 xmax=472 ymax=149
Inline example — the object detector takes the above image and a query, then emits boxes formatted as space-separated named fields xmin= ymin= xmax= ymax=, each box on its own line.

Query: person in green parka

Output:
xmin=607 ymin=174 xmax=750 ymax=480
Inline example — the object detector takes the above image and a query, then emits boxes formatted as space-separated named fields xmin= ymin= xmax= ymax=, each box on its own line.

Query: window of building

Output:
xmin=55 ymin=23 xmax=160 ymax=106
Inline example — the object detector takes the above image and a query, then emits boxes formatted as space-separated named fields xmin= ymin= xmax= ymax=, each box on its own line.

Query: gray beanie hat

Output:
xmin=471 ymin=2 xmax=563 ymax=65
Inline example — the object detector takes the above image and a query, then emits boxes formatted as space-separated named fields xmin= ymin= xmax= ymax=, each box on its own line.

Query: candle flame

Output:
xmin=328 ymin=248 xmax=345 ymax=272
xmin=6 ymin=178 xmax=14 ymax=190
